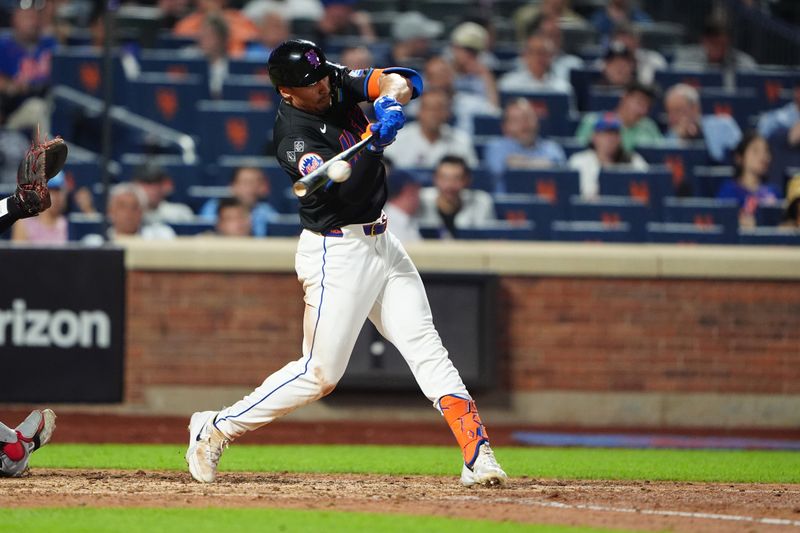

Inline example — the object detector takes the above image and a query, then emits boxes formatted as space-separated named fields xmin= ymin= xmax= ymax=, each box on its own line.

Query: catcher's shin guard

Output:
xmin=439 ymin=394 xmax=490 ymax=467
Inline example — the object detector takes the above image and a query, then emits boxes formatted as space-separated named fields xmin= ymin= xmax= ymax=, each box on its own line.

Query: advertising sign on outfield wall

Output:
xmin=0 ymin=247 xmax=125 ymax=402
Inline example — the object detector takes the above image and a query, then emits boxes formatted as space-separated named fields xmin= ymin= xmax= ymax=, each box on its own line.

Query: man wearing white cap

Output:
xmin=450 ymin=21 xmax=499 ymax=109
xmin=389 ymin=11 xmax=443 ymax=71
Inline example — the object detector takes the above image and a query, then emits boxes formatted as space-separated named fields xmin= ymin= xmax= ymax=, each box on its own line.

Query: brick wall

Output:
xmin=126 ymin=272 xmax=800 ymax=402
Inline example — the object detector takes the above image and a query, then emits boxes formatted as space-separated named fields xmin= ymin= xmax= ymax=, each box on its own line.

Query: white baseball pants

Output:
xmin=214 ymin=214 xmax=470 ymax=439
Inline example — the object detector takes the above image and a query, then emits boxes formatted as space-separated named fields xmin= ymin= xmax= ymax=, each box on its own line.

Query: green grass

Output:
xmin=0 ymin=508 xmax=626 ymax=533
xmin=31 ymin=443 xmax=800 ymax=483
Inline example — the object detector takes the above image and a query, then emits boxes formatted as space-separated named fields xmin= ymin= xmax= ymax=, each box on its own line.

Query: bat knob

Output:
xmin=293 ymin=182 xmax=308 ymax=198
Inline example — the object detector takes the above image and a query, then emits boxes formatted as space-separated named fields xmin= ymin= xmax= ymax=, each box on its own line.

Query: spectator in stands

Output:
xmin=131 ymin=162 xmax=195 ymax=225
xmin=485 ymin=98 xmax=566 ymax=192
xmin=672 ymin=17 xmax=756 ymax=88
xmin=339 ymin=45 xmax=373 ymax=70
xmin=243 ymin=0 xmax=323 ymax=26
xmin=199 ymin=166 xmax=278 ymax=237
xmin=388 ymin=11 xmax=443 ymax=72
xmin=513 ymin=0 xmax=586 ymax=43
xmin=385 ymin=89 xmax=478 ymax=169
xmin=0 ymin=4 xmax=56 ymax=134
xmin=757 ymin=81 xmax=800 ymax=143
xmin=597 ymin=40 xmax=636 ymax=89
xmin=780 ymin=176 xmax=800 ymax=229
xmin=11 ymin=171 xmax=67 ymax=244
xmin=85 ymin=183 xmax=176 ymax=243
xmin=664 ymin=83 xmax=742 ymax=163
xmin=196 ymin=14 xmax=230 ymax=99
xmin=311 ymin=0 xmax=375 ymax=50
xmin=498 ymin=33 xmax=572 ymax=95
xmin=408 ymin=56 xmax=499 ymax=136
xmin=244 ymin=10 xmax=290 ymax=61
xmin=576 ymin=81 xmax=662 ymax=151
xmin=449 ymin=22 xmax=499 ymax=109
xmin=607 ymin=22 xmax=667 ymax=85
xmin=527 ymin=14 xmax=584 ymax=84
xmin=418 ymin=156 xmax=495 ymax=239
xmin=568 ymin=112 xmax=649 ymax=198
xmin=215 ymin=197 xmax=252 ymax=237
xmin=383 ymin=169 xmax=422 ymax=244
xmin=174 ymin=0 xmax=258 ymax=58
xmin=589 ymin=0 xmax=652 ymax=38
xmin=717 ymin=132 xmax=781 ymax=228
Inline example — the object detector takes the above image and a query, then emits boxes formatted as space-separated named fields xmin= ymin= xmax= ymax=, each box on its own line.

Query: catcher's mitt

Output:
xmin=14 ymin=136 xmax=69 ymax=217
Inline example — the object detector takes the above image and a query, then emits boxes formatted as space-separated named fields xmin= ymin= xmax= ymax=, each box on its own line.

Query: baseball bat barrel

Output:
xmin=292 ymin=134 xmax=375 ymax=198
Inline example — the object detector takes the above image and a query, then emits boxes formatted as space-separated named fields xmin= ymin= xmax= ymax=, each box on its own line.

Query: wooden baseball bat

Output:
xmin=292 ymin=134 xmax=375 ymax=198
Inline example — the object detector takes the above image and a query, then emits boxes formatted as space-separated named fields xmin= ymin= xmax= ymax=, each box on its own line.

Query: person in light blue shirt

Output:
xmin=757 ymin=84 xmax=800 ymax=141
xmin=484 ymin=98 xmax=566 ymax=193
xmin=199 ymin=166 xmax=278 ymax=237
xmin=663 ymin=83 xmax=742 ymax=164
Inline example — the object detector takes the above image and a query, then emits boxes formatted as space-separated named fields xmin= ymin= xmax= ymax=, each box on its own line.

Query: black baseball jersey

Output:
xmin=274 ymin=66 xmax=388 ymax=233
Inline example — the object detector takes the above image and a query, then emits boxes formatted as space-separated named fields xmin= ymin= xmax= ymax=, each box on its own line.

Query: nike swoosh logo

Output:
xmin=320 ymin=124 xmax=327 ymax=133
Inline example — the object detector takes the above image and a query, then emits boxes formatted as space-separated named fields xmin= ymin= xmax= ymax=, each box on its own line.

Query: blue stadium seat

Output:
xmin=267 ymin=215 xmax=303 ymax=237
xmin=654 ymin=70 xmax=724 ymax=91
xmin=662 ymin=197 xmax=739 ymax=240
xmin=127 ymin=73 xmax=205 ymax=131
xmin=473 ymin=115 xmax=502 ymax=136
xmin=153 ymin=33 xmax=196 ymax=50
xmin=587 ymin=87 xmax=623 ymax=113
xmin=196 ymin=101 xmax=276 ymax=163
xmin=568 ymin=196 xmax=651 ymax=241
xmin=63 ymin=161 xmax=110 ymax=189
xmin=52 ymin=47 xmax=126 ymax=103
xmin=228 ymin=59 xmax=271 ymax=78
xmin=493 ymin=193 xmax=560 ymax=240
xmin=738 ymin=228 xmax=800 ymax=245
xmin=598 ymin=166 xmax=672 ymax=216
xmin=502 ymin=169 xmax=580 ymax=211
xmin=498 ymin=91 xmax=574 ymax=136
xmin=550 ymin=220 xmax=636 ymax=242
xmin=456 ymin=221 xmax=541 ymax=241
xmin=569 ymin=67 xmax=603 ymax=112
xmin=755 ymin=205 xmax=787 ymax=227
xmin=168 ymin=220 xmax=216 ymax=236
xmin=698 ymin=88 xmax=759 ymax=130
xmin=736 ymin=70 xmax=800 ymax=111
xmin=67 ymin=213 xmax=105 ymax=242
xmin=693 ymin=166 xmax=734 ymax=198
xmin=646 ymin=222 xmax=731 ymax=244
xmin=209 ymin=155 xmax=294 ymax=213
xmin=138 ymin=51 xmax=208 ymax=79
xmin=221 ymin=75 xmax=280 ymax=109
xmin=636 ymin=144 xmax=711 ymax=195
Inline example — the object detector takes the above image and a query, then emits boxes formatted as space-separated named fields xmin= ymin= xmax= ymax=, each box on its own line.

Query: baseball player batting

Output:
xmin=186 ymin=39 xmax=507 ymax=487
xmin=0 ymin=409 xmax=57 ymax=477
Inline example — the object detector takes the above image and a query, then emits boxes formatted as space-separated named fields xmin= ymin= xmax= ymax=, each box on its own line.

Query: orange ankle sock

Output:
xmin=439 ymin=394 xmax=489 ymax=467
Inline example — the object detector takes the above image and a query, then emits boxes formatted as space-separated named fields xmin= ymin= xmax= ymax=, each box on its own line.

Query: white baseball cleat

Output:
xmin=186 ymin=411 xmax=229 ymax=483
xmin=460 ymin=442 xmax=508 ymax=487
xmin=16 ymin=409 xmax=57 ymax=450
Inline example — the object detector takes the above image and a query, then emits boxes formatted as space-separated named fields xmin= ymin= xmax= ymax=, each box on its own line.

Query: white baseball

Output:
xmin=327 ymin=160 xmax=352 ymax=183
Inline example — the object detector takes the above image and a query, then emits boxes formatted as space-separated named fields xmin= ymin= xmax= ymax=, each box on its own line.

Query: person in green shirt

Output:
xmin=575 ymin=81 xmax=663 ymax=151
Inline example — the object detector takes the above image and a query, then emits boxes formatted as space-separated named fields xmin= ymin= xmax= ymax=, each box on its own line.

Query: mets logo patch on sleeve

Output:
xmin=298 ymin=153 xmax=324 ymax=176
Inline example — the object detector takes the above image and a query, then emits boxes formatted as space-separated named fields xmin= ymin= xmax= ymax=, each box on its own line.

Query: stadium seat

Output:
xmin=654 ymin=70 xmax=724 ymax=91
xmin=738 ymin=227 xmax=800 ymax=245
xmin=210 ymin=155 xmax=295 ymax=214
xmin=473 ymin=115 xmax=502 ymax=136
xmin=51 ymin=47 xmax=126 ymax=104
xmin=168 ymin=219 xmax=216 ymax=236
xmin=568 ymin=196 xmax=651 ymax=241
xmin=221 ymin=75 xmax=279 ymax=109
xmin=736 ymin=70 xmax=800 ymax=110
xmin=196 ymin=101 xmax=277 ymax=163
xmin=62 ymin=161 xmax=114 ymax=189
xmin=569 ymin=67 xmax=603 ymax=112
xmin=698 ymin=88 xmax=759 ymax=130
xmin=597 ymin=166 xmax=672 ymax=217
xmin=153 ymin=33 xmax=196 ymax=50
xmin=755 ymin=205 xmax=787 ymax=227
xmin=587 ymin=87 xmax=623 ymax=113
xmin=228 ymin=59 xmax=271 ymax=78
xmin=493 ymin=193 xmax=560 ymax=240
xmin=498 ymin=91 xmax=574 ymax=136
xmin=646 ymin=222 xmax=732 ymax=244
xmin=267 ymin=214 xmax=303 ymax=237
xmin=458 ymin=221 xmax=541 ymax=241
xmin=138 ymin=50 xmax=207 ymax=80
xmin=693 ymin=166 xmax=734 ymax=198
xmin=550 ymin=220 xmax=636 ymax=242
xmin=67 ymin=213 xmax=105 ymax=242
xmin=662 ymin=197 xmax=740 ymax=240
xmin=127 ymin=73 xmax=206 ymax=131
xmin=636 ymin=144 xmax=711 ymax=196
xmin=120 ymin=154 xmax=202 ymax=204
xmin=502 ymin=168 xmax=581 ymax=211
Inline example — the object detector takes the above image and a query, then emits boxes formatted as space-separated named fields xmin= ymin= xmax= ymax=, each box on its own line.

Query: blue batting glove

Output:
xmin=373 ymin=95 xmax=405 ymax=131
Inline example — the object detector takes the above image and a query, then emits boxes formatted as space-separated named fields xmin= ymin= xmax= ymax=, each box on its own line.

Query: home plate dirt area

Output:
xmin=2 ymin=412 xmax=800 ymax=532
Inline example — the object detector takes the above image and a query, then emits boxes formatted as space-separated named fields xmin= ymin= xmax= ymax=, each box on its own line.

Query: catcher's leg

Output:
xmin=212 ymin=231 xmax=385 ymax=440
xmin=0 ymin=421 xmax=28 ymax=478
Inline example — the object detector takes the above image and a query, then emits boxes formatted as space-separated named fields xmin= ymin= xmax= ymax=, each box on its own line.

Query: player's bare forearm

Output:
xmin=377 ymin=73 xmax=412 ymax=105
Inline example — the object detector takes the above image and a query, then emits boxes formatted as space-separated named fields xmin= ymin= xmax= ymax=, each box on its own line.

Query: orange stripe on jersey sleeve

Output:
xmin=366 ymin=68 xmax=385 ymax=100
